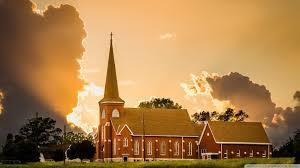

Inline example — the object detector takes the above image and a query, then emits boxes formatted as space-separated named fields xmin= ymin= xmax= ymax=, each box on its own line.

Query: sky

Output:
xmin=33 ymin=0 xmax=300 ymax=109
xmin=0 ymin=0 xmax=299 ymax=146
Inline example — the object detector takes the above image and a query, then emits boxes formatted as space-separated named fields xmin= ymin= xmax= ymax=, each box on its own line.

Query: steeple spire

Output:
xmin=100 ymin=33 xmax=124 ymax=103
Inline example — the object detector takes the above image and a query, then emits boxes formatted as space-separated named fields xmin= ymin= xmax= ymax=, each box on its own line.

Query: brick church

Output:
xmin=95 ymin=34 xmax=272 ymax=162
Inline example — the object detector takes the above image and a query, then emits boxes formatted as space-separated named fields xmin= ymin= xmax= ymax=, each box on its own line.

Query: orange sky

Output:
xmin=33 ymin=0 xmax=300 ymax=112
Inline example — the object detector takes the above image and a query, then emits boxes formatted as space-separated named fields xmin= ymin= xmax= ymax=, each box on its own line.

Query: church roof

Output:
xmin=207 ymin=121 xmax=271 ymax=144
xmin=111 ymin=108 xmax=204 ymax=137
xmin=100 ymin=33 xmax=124 ymax=104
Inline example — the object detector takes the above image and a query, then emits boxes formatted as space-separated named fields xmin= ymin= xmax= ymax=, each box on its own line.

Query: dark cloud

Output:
xmin=207 ymin=72 xmax=275 ymax=124
xmin=294 ymin=91 xmax=300 ymax=102
xmin=0 ymin=0 xmax=86 ymax=146
xmin=206 ymin=72 xmax=300 ymax=146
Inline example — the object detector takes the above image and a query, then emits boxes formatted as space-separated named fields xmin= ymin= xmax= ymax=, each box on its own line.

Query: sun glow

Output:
xmin=180 ymin=71 xmax=234 ymax=113
xmin=67 ymin=83 xmax=103 ymax=133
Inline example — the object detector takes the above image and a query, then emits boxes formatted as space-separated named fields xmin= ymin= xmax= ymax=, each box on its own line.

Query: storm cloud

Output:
xmin=206 ymin=72 xmax=300 ymax=145
xmin=0 ymin=0 xmax=86 ymax=145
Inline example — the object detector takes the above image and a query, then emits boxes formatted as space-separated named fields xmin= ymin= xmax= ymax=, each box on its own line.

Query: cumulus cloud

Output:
xmin=0 ymin=0 xmax=86 ymax=145
xmin=182 ymin=72 xmax=300 ymax=146
xmin=160 ymin=33 xmax=176 ymax=40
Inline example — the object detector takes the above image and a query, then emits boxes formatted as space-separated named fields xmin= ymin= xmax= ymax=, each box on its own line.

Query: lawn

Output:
xmin=0 ymin=158 xmax=294 ymax=168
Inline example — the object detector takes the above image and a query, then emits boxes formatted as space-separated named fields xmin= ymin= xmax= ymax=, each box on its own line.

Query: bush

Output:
xmin=53 ymin=149 xmax=65 ymax=162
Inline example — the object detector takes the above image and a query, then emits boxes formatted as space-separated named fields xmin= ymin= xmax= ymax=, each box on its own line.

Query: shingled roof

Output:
xmin=207 ymin=121 xmax=271 ymax=144
xmin=111 ymin=108 xmax=204 ymax=137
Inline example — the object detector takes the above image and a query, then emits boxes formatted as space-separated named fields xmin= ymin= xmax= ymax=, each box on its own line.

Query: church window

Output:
xmin=123 ymin=138 xmax=128 ymax=147
xmin=174 ymin=141 xmax=180 ymax=156
xmin=160 ymin=141 xmax=166 ymax=155
xmin=134 ymin=140 xmax=139 ymax=155
xmin=188 ymin=142 xmax=192 ymax=156
xmin=101 ymin=110 xmax=106 ymax=119
xmin=112 ymin=109 xmax=120 ymax=118
xmin=147 ymin=141 xmax=152 ymax=155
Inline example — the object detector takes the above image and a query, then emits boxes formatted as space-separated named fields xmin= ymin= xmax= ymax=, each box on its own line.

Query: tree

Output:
xmin=192 ymin=108 xmax=249 ymax=123
xmin=2 ymin=133 xmax=16 ymax=160
xmin=63 ymin=131 xmax=94 ymax=144
xmin=138 ymin=98 xmax=182 ymax=109
xmin=67 ymin=140 xmax=95 ymax=162
xmin=14 ymin=140 xmax=40 ymax=163
xmin=191 ymin=111 xmax=218 ymax=122
xmin=19 ymin=116 xmax=62 ymax=146
xmin=294 ymin=129 xmax=300 ymax=163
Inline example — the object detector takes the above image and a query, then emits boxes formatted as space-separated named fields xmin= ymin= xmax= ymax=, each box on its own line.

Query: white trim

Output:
xmin=119 ymin=124 xmax=134 ymax=135
xmin=216 ymin=142 xmax=272 ymax=145
xmin=181 ymin=137 xmax=184 ymax=159
xmin=133 ymin=134 xmax=199 ymax=138
xmin=198 ymin=123 xmax=207 ymax=144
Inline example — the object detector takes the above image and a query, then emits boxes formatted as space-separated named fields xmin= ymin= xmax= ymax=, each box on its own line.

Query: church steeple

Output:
xmin=100 ymin=33 xmax=124 ymax=104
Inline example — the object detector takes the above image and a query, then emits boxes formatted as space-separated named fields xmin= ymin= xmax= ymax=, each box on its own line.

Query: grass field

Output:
xmin=0 ymin=158 xmax=294 ymax=168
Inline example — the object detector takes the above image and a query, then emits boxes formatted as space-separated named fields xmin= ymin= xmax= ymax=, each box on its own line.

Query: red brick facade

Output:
xmin=198 ymin=124 xmax=272 ymax=159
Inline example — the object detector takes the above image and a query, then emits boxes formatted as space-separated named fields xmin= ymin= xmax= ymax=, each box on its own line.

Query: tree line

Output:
xmin=0 ymin=116 xmax=95 ymax=163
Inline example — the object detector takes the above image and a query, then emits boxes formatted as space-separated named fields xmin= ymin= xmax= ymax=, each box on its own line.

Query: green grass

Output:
xmin=0 ymin=158 xmax=294 ymax=168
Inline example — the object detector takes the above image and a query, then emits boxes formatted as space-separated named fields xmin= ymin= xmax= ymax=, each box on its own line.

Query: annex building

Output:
xmin=95 ymin=35 xmax=272 ymax=162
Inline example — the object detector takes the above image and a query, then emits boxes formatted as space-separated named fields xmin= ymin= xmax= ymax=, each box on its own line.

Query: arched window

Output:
xmin=160 ymin=141 xmax=166 ymax=155
xmin=188 ymin=142 xmax=192 ymax=156
xmin=113 ymin=138 xmax=116 ymax=155
xmin=174 ymin=141 xmax=180 ymax=156
xmin=147 ymin=141 xmax=152 ymax=155
xmin=123 ymin=138 xmax=128 ymax=147
xmin=101 ymin=110 xmax=106 ymax=119
xmin=112 ymin=109 xmax=120 ymax=118
xmin=134 ymin=140 xmax=139 ymax=155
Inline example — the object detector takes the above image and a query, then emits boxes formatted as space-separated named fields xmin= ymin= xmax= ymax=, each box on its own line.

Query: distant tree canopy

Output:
xmin=63 ymin=131 xmax=93 ymax=144
xmin=273 ymin=129 xmax=300 ymax=163
xmin=67 ymin=140 xmax=95 ymax=162
xmin=138 ymin=98 xmax=182 ymax=109
xmin=19 ymin=116 xmax=62 ymax=146
xmin=192 ymin=108 xmax=249 ymax=123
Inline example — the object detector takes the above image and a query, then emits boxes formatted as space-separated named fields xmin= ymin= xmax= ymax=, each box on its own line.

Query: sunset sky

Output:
xmin=0 ymin=0 xmax=299 ymax=145
xmin=33 ymin=0 xmax=300 ymax=109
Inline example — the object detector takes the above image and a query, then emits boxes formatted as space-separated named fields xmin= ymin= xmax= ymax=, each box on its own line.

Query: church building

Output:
xmin=95 ymin=34 xmax=272 ymax=162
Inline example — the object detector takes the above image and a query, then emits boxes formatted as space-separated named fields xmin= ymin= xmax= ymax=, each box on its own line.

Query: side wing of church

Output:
xmin=95 ymin=34 xmax=272 ymax=162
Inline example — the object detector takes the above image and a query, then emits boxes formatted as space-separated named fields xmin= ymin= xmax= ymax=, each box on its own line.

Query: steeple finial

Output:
xmin=99 ymin=33 xmax=124 ymax=104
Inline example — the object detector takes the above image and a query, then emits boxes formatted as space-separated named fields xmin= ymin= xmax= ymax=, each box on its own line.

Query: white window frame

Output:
xmin=101 ymin=126 xmax=104 ymax=140
xmin=123 ymin=138 xmax=128 ymax=147
xmin=160 ymin=141 xmax=166 ymax=155
xmin=147 ymin=141 xmax=152 ymax=155
xmin=113 ymin=138 xmax=116 ymax=155
xmin=112 ymin=108 xmax=120 ymax=118
xmin=188 ymin=142 xmax=193 ymax=156
xmin=134 ymin=140 xmax=139 ymax=155
xmin=262 ymin=150 xmax=266 ymax=158
xmin=101 ymin=110 xmax=106 ymax=119
xmin=237 ymin=150 xmax=240 ymax=157
xmin=224 ymin=150 xmax=228 ymax=159
xmin=250 ymin=150 xmax=253 ymax=158
xmin=174 ymin=141 xmax=180 ymax=156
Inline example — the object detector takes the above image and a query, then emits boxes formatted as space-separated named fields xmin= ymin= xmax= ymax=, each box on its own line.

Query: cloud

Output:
xmin=0 ymin=0 xmax=86 ymax=146
xmin=160 ymin=33 xmax=176 ymax=40
xmin=294 ymin=91 xmax=300 ymax=103
xmin=182 ymin=72 xmax=300 ymax=146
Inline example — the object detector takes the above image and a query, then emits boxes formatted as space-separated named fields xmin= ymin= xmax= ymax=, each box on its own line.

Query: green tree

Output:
xmin=63 ymin=131 xmax=93 ymax=144
xmin=192 ymin=108 xmax=249 ymax=122
xmin=138 ymin=98 xmax=182 ymax=109
xmin=192 ymin=111 xmax=218 ymax=122
xmin=67 ymin=140 xmax=95 ymax=162
xmin=294 ymin=129 xmax=300 ymax=163
xmin=2 ymin=133 xmax=16 ymax=160
xmin=19 ymin=116 xmax=62 ymax=146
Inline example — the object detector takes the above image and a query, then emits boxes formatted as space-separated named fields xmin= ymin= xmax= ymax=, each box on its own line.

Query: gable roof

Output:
xmin=111 ymin=108 xmax=204 ymax=137
xmin=207 ymin=121 xmax=271 ymax=144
